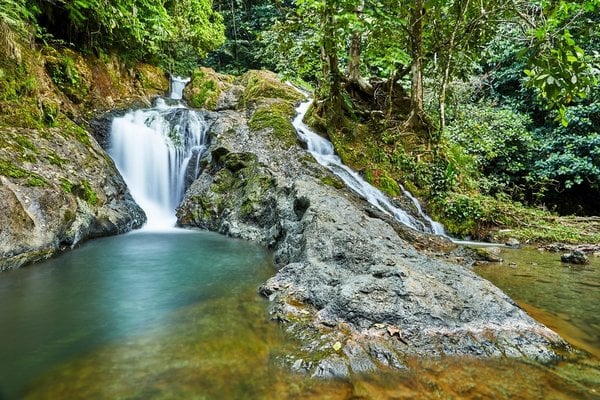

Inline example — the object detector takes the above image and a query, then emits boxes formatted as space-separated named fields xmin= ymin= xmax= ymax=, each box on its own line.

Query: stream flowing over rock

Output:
xmin=176 ymin=91 xmax=567 ymax=375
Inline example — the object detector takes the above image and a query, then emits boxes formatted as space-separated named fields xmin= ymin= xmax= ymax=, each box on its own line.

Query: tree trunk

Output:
xmin=439 ymin=0 xmax=470 ymax=136
xmin=348 ymin=31 xmax=361 ymax=83
xmin=347 ymin=2 xmax=373 ymax=97
xmin=403 ymin=0 xmax=429 ymax=140
xmin=321 ymin=5 xmax=343 ymax=127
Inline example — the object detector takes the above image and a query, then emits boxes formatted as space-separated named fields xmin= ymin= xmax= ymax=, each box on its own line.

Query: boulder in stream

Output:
xmin=561 ymin=251 xmax=589 ymax=265
xmin=176 ymin=83 xmax=568 ymax=376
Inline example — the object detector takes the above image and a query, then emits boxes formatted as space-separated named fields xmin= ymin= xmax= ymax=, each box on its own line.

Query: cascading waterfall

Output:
xmin=293 ymin=100 xmax=446 ymax=235
xmin=109 ymin=81 xmax=209 ymax=230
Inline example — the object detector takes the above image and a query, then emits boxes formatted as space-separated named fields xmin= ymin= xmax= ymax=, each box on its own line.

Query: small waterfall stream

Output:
xmin=293 ymin=100 xmax=446 ymax=235
xmin=109 ymin=80 xmax=208 ymax=229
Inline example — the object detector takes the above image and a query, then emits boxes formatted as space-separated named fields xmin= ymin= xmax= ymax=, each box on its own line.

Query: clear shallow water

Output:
xmin=0 ymin=229 xmax=275 ymax=399
xmin=474 ymin=247 xmax=600 ymax=359
xmin=1 ymin=236 xmax=599 ymax=399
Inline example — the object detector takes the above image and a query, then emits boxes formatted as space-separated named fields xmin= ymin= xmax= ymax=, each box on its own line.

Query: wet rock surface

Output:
xmin=176 ymin=99 xmax=568 ymax=375
xmin=0 ymin=126 xmax=145 ymax=271
xmin=561 ymin=250 xmax=590 ymax=265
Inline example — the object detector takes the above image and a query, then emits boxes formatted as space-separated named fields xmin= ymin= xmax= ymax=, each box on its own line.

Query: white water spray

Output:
xmin=109 ymin=82 xmax=209 ymax=230
xmin=293 ymin=100 xmax=445 ymax=235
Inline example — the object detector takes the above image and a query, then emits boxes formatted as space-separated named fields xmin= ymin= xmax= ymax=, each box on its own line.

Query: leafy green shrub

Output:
xmin=532 ymin=97 xmax=600 ymax=190
xmin=433 ymin=193 xmax=484 ymax=237
xmin=445 ymin=103 xmax=535 ymax=199
xmin=46 ymin=55 xmax=88 ymax=103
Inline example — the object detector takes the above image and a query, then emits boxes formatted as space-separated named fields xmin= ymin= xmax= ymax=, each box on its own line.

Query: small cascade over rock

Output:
xmin=168 ymin=76 xmax=191 ymax=100
xmin=293 ymin=100 xmax=445 ymax=235
xmin=109 ymin=80 xmax=209 ymax=230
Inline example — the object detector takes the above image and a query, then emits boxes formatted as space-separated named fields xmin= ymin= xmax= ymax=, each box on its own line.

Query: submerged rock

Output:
xmin=560 ymin=251 xmax=589 ymax=265
xmin=176 ymin=88 xmax=567 ymax=375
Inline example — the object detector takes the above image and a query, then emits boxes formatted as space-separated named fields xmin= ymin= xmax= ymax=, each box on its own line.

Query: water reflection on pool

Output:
xmin=0 ymin=233 xmax=598 ymax=399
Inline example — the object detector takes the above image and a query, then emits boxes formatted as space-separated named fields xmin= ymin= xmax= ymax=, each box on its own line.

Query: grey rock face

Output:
xmin=561 ymin=250 xmax=589 ymax=265
xmin=176 ymin=106 xmax=567 ymax=375
xmin=0 ymin=126 xmax=145 ymax=271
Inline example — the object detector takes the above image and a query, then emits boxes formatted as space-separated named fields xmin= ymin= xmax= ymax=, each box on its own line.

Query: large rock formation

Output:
xmin=0 ymin=28 xmax=165 ymax=271
xmin=0 ymin=125 xmax=145 ymax=271
xmin=176 ymin=73 xmax=567 ymax=376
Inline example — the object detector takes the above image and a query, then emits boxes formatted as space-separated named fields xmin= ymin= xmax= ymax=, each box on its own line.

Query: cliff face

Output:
xmin=0 ymin=25 xmax=166 ymax=270
xmin=176 ymin=72 xmax=567 ymax=376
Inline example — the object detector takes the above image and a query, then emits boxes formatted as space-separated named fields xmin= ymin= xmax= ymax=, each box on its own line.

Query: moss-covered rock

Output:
xmin=185 ymin=67 xmax=236 ymax=110
xmin=45 ymin=48 xmax=91 ymax=104
xmin=0 ymin=24 xmax=154 ymax=271
xmin=248 ymin=99 xmax=298 ymax=148
xmin=238 ymin=70 xmax=303 ymax=107
xmin=0 ymin=125 xmax=146 ymax=271
xmin=177 ymin=149 xmax=276 ymax=231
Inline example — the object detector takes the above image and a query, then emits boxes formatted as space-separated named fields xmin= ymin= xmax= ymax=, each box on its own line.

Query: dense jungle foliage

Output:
xmin=1 ymin=0 xmax=599 ymax=241
xmin=1 ymin=0 xmax=225 ymax=74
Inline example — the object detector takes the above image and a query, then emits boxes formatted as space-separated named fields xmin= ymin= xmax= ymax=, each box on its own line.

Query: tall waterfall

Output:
xmin=109 ymin=82 xmax=209 ymax=230
xmin=293 ymin=100 xmax=445 ymax=235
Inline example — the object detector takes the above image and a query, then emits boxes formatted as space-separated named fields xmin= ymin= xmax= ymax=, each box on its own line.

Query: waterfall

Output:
xmin=109 ymin=85 xmax=209 ymax=230
xmin=293 ymin=100 xmax=445 ymax=235
xmin=169 ymin=76 xmax=191 ymax=100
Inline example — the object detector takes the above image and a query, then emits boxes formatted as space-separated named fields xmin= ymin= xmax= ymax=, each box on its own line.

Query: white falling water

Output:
xmin=109 ymin=88 xmax=209 ymax=230
xmin=293 ymin=100 xmax=446 ymax=235
xmin=169 ymin=76 xmax=191 ymax=100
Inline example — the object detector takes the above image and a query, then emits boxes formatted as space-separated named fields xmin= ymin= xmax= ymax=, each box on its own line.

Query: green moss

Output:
xmin=55 ymin=115 xmax=90 ymax=145
xmin=136 ymin=64 xmax=168 ymax=93
xmin=80 ymin=179 xmax=97 ymax=205
xmin=48 ymin=151 xmax=66 ymax=167
xmin=41 ymin=99 xmax=60 ymax=127
xmin=45 ymin=53 xmax=89 ymax=104
xmin=188 ymin=69 xmax=220 ymax=109
xmin=185 ymin=67 xmax=233 ymax=110
xmin=248 ymin=100 xmax=298 ymax=147
xmin=320 ymin=175 xmax=345 ymax=189
xmin=69 ymin=179 xmax=97 ymax=205
xmin=206 ymin=151 xmax=275 ymax=222
xmin=15 ymin=136 xmax=37 ymax=152
xmin=0 ymin=159 xmax=47 ymax=186
xmin=378 ymin=170 xmax=401 ymax=197
xmin=60 ymin=178 xmax=73 ymax=194
xmin=239 ymin=70 xmax=303 ymax=106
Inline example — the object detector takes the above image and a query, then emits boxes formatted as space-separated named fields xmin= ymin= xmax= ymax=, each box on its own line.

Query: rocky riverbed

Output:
xmin=175 ymin=74 xmax=568 ymax=376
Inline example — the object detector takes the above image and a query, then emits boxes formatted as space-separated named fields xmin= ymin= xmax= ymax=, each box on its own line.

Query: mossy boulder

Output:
xmin=248 ymin=99 xmax=298 ymax=148
xmin=177 ymin=148 xmax=277 ymax=233
xmin=238 ymin=70 xmax=303 ymax=107
xmin=184 ymin=67 xmax=239 ymax=110
xmin=0 ymin=126 xmax=146 ymax=271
